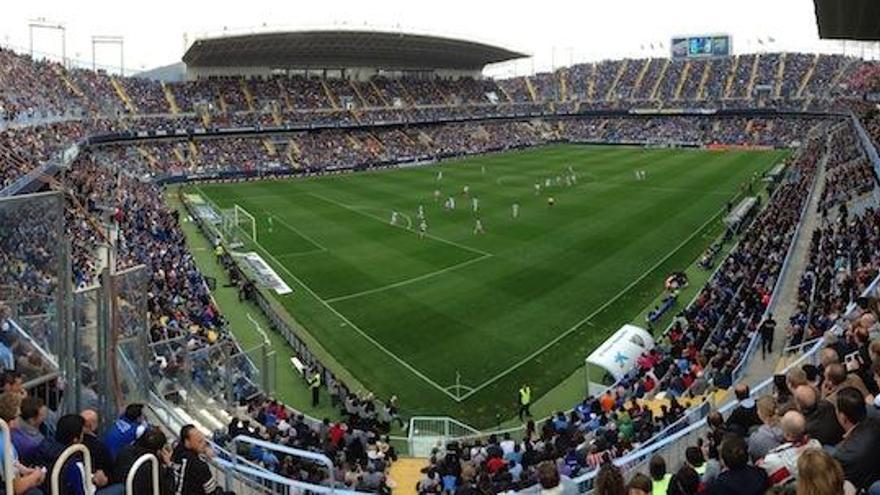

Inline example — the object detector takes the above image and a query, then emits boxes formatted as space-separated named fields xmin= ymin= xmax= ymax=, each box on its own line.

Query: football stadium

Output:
xmin=1 ymin=0 xmax=880 ymax=493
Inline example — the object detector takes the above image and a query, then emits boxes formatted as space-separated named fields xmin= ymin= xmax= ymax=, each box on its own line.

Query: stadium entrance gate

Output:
xmin=407 ymin=416 xmax=483 ymax=457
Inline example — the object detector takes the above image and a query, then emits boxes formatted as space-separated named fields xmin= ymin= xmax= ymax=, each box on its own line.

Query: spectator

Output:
xmin=626 ymin=473 xmax=652 ymax=495
xmin=796 ymin=449 xmax=856 ymax=495
xmin=0 ymin=391 xmax=44 ymax=495
xmin=11 ymin=397 xmax=46 ymax=465
xmin=704 ymin=435 xmax=768 ymax=495
xmin=794 ymin=385 xmax=843 ymax=446
xmin=113 ymin=427 xmax=174 ymax=495
xmin=832 ymin=387 xmax=880 ymax=491
xmin=649 ymin=454 xmax=672 ymax=493
xmin=104 ymin=404 xmax=147 ymax=460
xmin=54 ymin=413 xmax=123 ymax=495
xmin=171 ymin=424 xmax=230 ymax=495
xmin=595 ymin=463 xmax=625 ymax=495
xmin=726 ymin=385 xmax=760 ymax=435
xmin=80 ymin=410 xmax=114 ymax=493
xmin=747 ymin=396 xmax=783 ymax=461
xmin=759 ymin=410 xmax=821 ymax=486
xmin=668 ymin=465 xmax=701 ymax=495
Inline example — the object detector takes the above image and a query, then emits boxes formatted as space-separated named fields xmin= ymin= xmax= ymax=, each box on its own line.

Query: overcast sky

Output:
xmin=1 ymin=0 xmax=876 ymax=77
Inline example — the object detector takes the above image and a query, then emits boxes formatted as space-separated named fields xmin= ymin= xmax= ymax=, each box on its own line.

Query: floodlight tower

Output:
xmin=28 ymin=18 xmax=66 ymax=66
xmin=91 ymin=35 xmax=125 ymax=75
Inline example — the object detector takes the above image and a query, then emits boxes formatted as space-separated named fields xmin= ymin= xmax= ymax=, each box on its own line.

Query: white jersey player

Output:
xmin=447 ymin=196 xmax=456 ymax=210
xmin=463 ymin=185 xmax=470 ymax=196
xmin=267 ymin=215 xmax=274 ymax=233
xmin=473 ymin=218 xmax=485 ymax=234
xmin=472 ymin=197 xmax=479 ymax=212
xmin=534 ymin=183 xmax=541 ymax=195
xmin=418 ymin=204 xmax=425 ymax=219
xmin=390 ymin=211 xmax=399 ymax=225
xmin=434 ymin=189 xmax=441 ymax=202
xmin=419 ymin=219 xmax=428 ymax=238
xmin=545 ymin=178 xmax=552 ymax=188
xmin=512 ymin=203 xmax=520 ymax=218
xmin=437 ymin=170 xmax=443 ymax=181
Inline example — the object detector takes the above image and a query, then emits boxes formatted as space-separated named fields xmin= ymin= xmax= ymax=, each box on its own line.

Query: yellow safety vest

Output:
xmin=309 ymin=373 xmax=321 ymax=389
xmin=519 ymin=386 xmax=531 ymax=405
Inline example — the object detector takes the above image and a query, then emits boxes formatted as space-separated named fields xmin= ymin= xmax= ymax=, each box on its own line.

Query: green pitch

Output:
xmin=193 ymin=144 xmax=787 ymax=427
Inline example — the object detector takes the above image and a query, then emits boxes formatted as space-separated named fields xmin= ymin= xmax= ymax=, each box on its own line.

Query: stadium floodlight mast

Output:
xmin=28 ymin=18 xmax=66 ymax=67
xmin=91 ymin=35 xmax=125 ymax=76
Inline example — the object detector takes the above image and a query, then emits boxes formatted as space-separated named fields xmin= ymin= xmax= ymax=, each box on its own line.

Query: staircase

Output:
xmin=587 ymin=63 xmax=597 ymax=101
xmin=389 ymin=458 xmax=428 ymax=495
xmin=774 ymin=53 xmax=786 ymax=98
xmin=606 ymin=59 xmax=628 ymax=101
xmin=674 ymin=61 xmax=691 ymax=100
xmin=187 ymin=141 xmax=200 ymax=169
xmin=829 ymin=57 xmax=856 ymax=94
xmin=161 ymin=82 xmax=180 ymax=114
xmin=631 ymin=59 xmax=651 ymax=101
xmin=697 ymin=59 xmax=712 ymax=100
xmin=650 ymin=59 xmax=670 ymax=101
xmin=524 ymin=77 xmax=539 ymax=102
xmin=369 ymin=80 xmax=391 ymax=106
xmin=496 ymin=82 xmax=514 ymax=103
xmin=559 ymin=71 xmax=568 ymax=101
xmin=269 ymin=101 xmax=284 ymax=126
xmin=262 ymin=139 xmax=277 ymax=157
xmin=110 ymin=77 xmax=138 ymax=114
xmin=54 ymin=66 xmax=86 ymax=99
xmin=349 ymin=80 xmax=369 ymax=108
xmin=723 ymin=56 xmax=739 ymax=99
xmin=277 ymin=79 xmax=294 ymax=111
xmin=240 ymin=80 xmax=256 ymax=112
xmin=286 ymin=139 xmax=301 ymax=169
xmin=746 ymin=54 xmax=760 ymax=99
xmin=320 ymin=79 xmax=339 ymax=109
xmin=797 ymin=55 xmax=819 ymax=97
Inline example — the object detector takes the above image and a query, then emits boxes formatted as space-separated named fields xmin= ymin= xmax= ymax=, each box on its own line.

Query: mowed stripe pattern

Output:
xmin=196 ymin=144 xmax=788 ymax=426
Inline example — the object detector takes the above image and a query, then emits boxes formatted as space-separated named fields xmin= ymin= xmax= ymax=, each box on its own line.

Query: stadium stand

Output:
xmin=0 ymin=29 xmax=880 ymax=494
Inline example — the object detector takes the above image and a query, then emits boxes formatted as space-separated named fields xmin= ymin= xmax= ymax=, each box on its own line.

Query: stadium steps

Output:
xmin=774 ymin=53 xmax=786 ymax=98
xmin=320 ymin=79 xmax=339 ymax=109
xmin=496 ymin=82 xmax=514 ymax=103
xmin=740 ymin=131 xmax=830 ymax=387
xmin=187 ymin=141 xmax=201 ymax=169
xmin=723 ymin=56 xmax=739 ymax=99
xmin=286 ymin=139 xmax=302 ymax=169
xmin=631 ymin=58 xmax=652 ymax=100
xmin=262 ymin=139 xmax=277 ymax=157
xmin=674 ymin=60 xmax=691 ymax=101
xmin=829 ymin=57 xmax=857 ymax=95
xmin=217 ymin=94 xmax=229 ymax=114
xmin=109 ymin=77 xmax=138 ymax=114
xmin=524 ymin=77 xmax=539 ymax=102
xmin=160 ymin=82 xmax=180 ymax=114
xmin=431 ymin=80 xmax=454 ymax=105
xmin=388 ymin=458 xmax=428 ymax=495
xmin=240 ymin=80 xmax=257 ymax=112
xmin=394 ymin=80 xmax=417 ymax=106
xmin=587 ymin=63 xmax=598 ymax=101
xmin=796 ymin=55 xmax=819 ymax=98
xmin=559 ymin=70 xmax=568 ymax=101
xmin=349 ymin=80 xmax=369 ymax=108
xmin=746 ymin=53 xmax=760 ymax=99
xmin=269 ymin=101 xmax=284 ymax=126
xmin=369 ymin=80 xmax=391 ymax=106
xmin=650 ymin=59 xmax=670 ymax=101
xmin=606 ymin=59 xmax=628 ymax=101
xmin=53 ymin=65 xmax=86 ymax=99
xmin=137 ymin=146 xmax=161 ymax=171
xmin=276 ymin=78 xmax=294 ymax=111
xmin=697 ymin=59 xmax=712 ymax=100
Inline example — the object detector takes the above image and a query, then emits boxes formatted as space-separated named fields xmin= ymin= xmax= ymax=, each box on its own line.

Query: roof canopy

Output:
xmin=183 ymin=30 xmax=526 ymax=71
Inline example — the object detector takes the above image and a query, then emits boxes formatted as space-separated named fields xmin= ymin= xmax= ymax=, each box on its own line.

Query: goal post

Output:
xmin=220 ymin=204 xmax=258 ymax=247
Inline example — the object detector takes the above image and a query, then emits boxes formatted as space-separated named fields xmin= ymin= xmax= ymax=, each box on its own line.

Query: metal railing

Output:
xmin=50 ymin=444 xmax=94 ymax=495
xmin=0 ymin=419 xmax=13 ymax=495
xmin=125 ymin=453 xmax=159 ymax=495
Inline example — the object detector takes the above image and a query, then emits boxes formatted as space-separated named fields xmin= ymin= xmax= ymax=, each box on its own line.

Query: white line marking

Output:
xmin=246 ymin=313 xmax=271 ymax=346
xmin=274 ymin=249 xmax=327 ymax=259
xmin=259 ymin=208 xmax=328 ymax=252
xmin=457 ymin=206 xmax=727 ymax=401
xmin=193 ymin=185 xmax=463 ymax=402
xmin=325 ymin=254 xmax=491 ymax=303
xmin=309 ymin=192 xmax=492 ymax=258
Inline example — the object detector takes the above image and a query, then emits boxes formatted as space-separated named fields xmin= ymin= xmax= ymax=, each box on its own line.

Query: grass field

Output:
xmin=191 ymin=144 xmax=788 ymax=427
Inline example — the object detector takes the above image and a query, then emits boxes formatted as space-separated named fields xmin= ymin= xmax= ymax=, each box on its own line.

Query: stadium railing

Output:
xmin=125 ymin=453 xmax=160 ymax=495
xmin=849 ymin=110 xmax=880 ymax=179
xmin=50 ymin=444 xmax=94 ymax=495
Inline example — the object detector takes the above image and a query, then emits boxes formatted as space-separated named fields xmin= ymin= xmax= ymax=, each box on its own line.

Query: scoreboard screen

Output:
xmin=671 ymin=35 xmax=731 ymax=58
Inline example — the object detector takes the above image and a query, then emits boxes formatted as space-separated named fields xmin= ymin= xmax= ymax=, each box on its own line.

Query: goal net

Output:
xmin=220 ymin=204 xmax=257 ymax=248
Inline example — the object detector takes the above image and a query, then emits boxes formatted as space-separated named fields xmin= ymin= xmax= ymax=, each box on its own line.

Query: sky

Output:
xmin=1 ymin=0 xmax=877 ymax=77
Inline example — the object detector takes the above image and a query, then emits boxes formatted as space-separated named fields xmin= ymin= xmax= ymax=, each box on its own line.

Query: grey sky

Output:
xmin=0 ymin=0 xmax=873 ymax=77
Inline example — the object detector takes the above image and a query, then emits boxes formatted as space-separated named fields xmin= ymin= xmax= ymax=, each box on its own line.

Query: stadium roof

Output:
xmin=182 ymin=30 xmax=527 ymax=71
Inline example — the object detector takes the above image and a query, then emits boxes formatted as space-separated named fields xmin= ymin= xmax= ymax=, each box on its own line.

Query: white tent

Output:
xmin=584 ymin=324 xmax=654 ymax=396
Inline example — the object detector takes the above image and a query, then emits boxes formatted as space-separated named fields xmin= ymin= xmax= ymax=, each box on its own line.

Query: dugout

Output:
xmin=584 ymin=324 xmax=654 ymax=396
